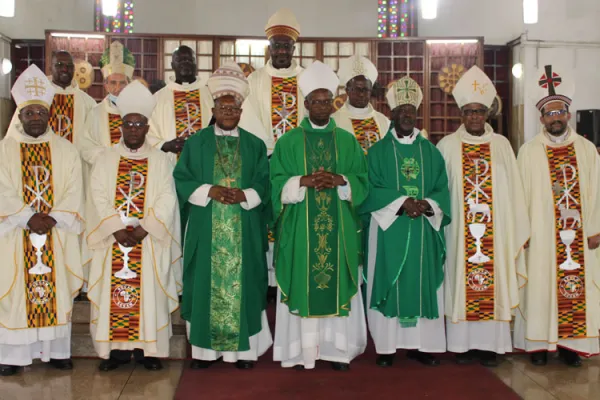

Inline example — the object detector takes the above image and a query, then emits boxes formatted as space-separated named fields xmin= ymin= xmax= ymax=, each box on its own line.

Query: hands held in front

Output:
xmin=588 ymin=234 xmax=600 ymax=250
xmin=114 ymin=226 xmax=148 ymax=248
xmin=27 ymin=213 xmax=57 ymax=235
xmin=300 ymin=167 xmax=346 ymax=191
xmin=161 ymin=137 xmax=186 ymax=154
xmin=208 ymin=186 xmax=247 ymax=205
xmin=397 ymin=198 xmax=433 ymax=218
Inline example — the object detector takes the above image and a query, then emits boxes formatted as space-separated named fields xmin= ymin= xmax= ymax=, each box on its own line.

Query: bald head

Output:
xmin=51 ymin=51 xmax=74 ymax=89
xmin=172 ymin=46 xmax=197 ymax=84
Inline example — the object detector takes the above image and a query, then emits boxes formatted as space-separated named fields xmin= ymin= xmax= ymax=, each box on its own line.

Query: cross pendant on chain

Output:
xmin=223 ymin=176 xmax=236 ymax=188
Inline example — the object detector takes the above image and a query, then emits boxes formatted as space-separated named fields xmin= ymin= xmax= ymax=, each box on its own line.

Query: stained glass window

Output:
xmin=378 ymin=0 xmax=416 ymax=38
xmin=95 ymin=1 xmax=134 ymax=34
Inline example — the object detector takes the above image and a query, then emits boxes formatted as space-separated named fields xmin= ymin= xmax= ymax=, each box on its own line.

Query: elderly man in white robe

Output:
xmin=514 ymin=65 xmax=600 ymax=367
xmin=332 ymin=55 xmax=389 ymax=154
xmin=87 ymin=81 xmax=182 ymax=372
xmin=437 ymin=66 xmax=530 ymax=367
xmin=0 ymin=65 xmax=84 ymax=376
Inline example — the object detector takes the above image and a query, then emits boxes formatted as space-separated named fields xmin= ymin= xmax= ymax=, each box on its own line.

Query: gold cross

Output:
xmin=222 ymin=176 xmax=236 ymax=188
xmin=472 ymin=80 xmax=480 ymax=92
xmin=25 ymin=77 xmax=47 ymax=97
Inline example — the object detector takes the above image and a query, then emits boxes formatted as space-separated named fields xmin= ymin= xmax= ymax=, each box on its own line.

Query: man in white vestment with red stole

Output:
xmin=437 ymin=66 xmax=530 ymax=367
xmin=514 ymin=64 xmax=600 ymax=367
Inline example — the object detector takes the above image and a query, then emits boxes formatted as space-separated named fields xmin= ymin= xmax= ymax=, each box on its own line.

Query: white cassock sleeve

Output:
xmin=4 ymin=208 xmax=35 ymax=232
xmin=189 ymin=184 xmax=261 ymax=211
xmin=282 ymin=176 xmax=352 ymax=204
xmin=372 ymin=197 xmax=443 ymax=232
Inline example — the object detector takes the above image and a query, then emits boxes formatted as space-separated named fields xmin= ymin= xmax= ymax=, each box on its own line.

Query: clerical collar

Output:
xmin=215 ymin=125 xmax=239 ymax=137
xmin=345 ymin=102 xmax=372 ymax=117
xmin=309 ymin=119 xmax=331 ymax=130
xmin=265 ymin=59 xmax=302 ymax=78
xmin=544 ymin=128 xmax=570 ymax=144
xmin=392 ymin=128 xmax=419 ymax=145
xmin=167 ymin=79 xmax=202 ymax=91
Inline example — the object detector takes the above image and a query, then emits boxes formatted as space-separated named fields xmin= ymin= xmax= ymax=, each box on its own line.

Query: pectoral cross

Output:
xmin=222 ymin=176 xmax=236 ymax=188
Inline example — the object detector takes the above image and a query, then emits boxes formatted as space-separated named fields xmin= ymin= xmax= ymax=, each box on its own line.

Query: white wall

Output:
xmin=419 ymin=0 xmax=600 ymax=45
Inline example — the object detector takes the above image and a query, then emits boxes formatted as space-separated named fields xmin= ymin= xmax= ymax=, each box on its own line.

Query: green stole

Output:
xmin=360 ymin=132 xmax=451 ymax=326
xmin=209 ymin=135 xmax=243 ymax=350
xmin=271 ymin=118 xmax=369 ymax=317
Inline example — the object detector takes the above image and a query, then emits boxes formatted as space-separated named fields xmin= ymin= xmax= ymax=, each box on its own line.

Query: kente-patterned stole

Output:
xmin=173 ymin=89 xmax=203 ymax=139
xmin=546 ymin=144 xmax=587 ymax=339
xmin=49 ymin=94 xmax=75 ymax=142
xmin=271 ymin=76 xmax=299 ymax=142
xmin=462 ymin=143 xmax=496 ymax=321
xmin=108 ymin=114 xmax=123 ymax=145
xmin=351 ymin=118 xmax=381 ymax=154
xmin=20 ymin=142 xmax=58 ymax=328
xmin=109 ymin=157 xmax=148 ymax=341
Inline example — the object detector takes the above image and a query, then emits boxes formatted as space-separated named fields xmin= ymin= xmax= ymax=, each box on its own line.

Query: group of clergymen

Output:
xmin=1 ymin=8 xmax=599 ymax=378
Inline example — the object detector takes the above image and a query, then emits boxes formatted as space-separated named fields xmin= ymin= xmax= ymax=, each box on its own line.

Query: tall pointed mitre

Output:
xmin=338 ymin=55 xmax=378 ymax=87
xmin=535 ymin=64 xmax=574 ymax=111
xmin=11 ymin=64 xmax=56 ymax=110
xmin=100 ymin=41 xmax=136 ymax=79
xmin=298 ymin=61 xmax=339 ymax=97
xmin=115 ymin=80 xmax=156 ymax=119
xmin=265 ymin=8 xmax=301 ymax=41
xmin=452 ymin=65 xmax=496 ymax=108
xmin=207 ymin=62 xmax=250 ymax=102
xmin=386 ymin=76 xmax=423 ymax=110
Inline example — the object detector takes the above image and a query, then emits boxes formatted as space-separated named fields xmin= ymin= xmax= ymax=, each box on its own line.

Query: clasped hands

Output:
xmin=300 ymin=167 xmax=346 ymax=191
xmin=208 ymin=186 xmax=247 ymax=205
xmin=114 ymin=226 xmax=148 ymax=248
xmin=162 ymin=137 xmax=186 ymax=154
xmin=27 ymin=213 xmax=57 ymax=235
xmin=398 ymin=198 xmax=433 ymax=219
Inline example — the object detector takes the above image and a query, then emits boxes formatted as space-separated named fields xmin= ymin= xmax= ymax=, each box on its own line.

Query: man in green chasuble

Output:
xmin=271 ymin=61 xmax=368 ymax=371
xmin=173 ymin=63 xmax=272 ymax=370
xmin=360 ymin=76 xmax=451 ymax=368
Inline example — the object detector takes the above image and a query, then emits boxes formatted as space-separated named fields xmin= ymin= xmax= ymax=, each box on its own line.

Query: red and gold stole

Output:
xmin=462 ymin=143 xmax=496 ymax=321
xmin=108 ymin=114 xmax=123 ymax=145
xmin=109 ymin=157 xmax=148 ymax=341
xmin=49 ymin=94 xmax=75 ymax=142
xmin=271 ymin=76 xmax=299 ymax=142
xmin=173 ymin=89 xmax=203 ymax=139
xmin=351 ymin=118 xmax=381 ymax=154
xmin=20 ymin=142 xmax=58 ymax=328
xmin=546 ymin=144 xmax=587 ymax=339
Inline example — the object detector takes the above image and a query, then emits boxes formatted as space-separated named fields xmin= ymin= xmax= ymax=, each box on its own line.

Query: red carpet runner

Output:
xmin=174 ymin=304 xmax=519 ymax=399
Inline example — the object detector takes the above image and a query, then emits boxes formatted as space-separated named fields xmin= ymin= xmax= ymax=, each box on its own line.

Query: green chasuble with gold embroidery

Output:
xmin=271 ymin=118 xmax=368 ymax=317
xmin=359 ymin=132 xmax=450 ymax=325
xmin=173 ymin=125 xmax=269 ymax=351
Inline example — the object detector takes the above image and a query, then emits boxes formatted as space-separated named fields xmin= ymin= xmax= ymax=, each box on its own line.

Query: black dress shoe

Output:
xmin=407 ymin=350 xmax=440 ymax=366
xmin=235 ymin=360 xmax=255 ymax=370
xmin=559 ymin=348 xmax=582 ymax=367
xmin=455 ymin=350 xmax=476 ymax=365
xmin=0 ymin=364 xmax=19 ymax=376
xmin=479 ymin=351 xmax=499 ymax=367
xmin=530 ymin=352 xmax=548 ymax=366
xmin=376 ymin=354 xmax=395 ymax=367
xmin=293 ymin=365 xmax=305 ymax=371
xmin=330 ymin=362 xmax=350 ymax=371
xmin=190 ymin=359 xmax=216 ymax=369
xmin=99 ymin=358 xmax=130 ymax=372
xmin=49 ymin=358 xmax=73 ymax=370
xmin=142 ymin=357 xmax=163 ymax=371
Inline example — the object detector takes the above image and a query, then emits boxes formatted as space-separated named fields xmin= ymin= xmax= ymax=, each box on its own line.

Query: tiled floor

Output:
xmin=0 ymin=355 xmax=598 ymax=399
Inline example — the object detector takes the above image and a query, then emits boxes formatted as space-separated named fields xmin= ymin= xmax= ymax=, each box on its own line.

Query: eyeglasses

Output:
xmin=544 ymin=109 xmax=568 ymax=117
xmin=347 ymin=87 xmax=371 ymax=95
xmin=463 ymin=109 xmax=488 ymax=117
xmin=216 ymin=106 xmax=242 ymax=114
xmin=21 ymin=109 xmax=49 ymax=118
xmin=308 ymin=99 xmax=333 ymax=107
xmin=122 ymin=121 xmax=148 ymax=129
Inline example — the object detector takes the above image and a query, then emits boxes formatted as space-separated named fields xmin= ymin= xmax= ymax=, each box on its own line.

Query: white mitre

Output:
xmin=452 ymin=65 xmax=496 ymax=108
xmin=338 ymin=55 xmax=378 ymax=87
xmin=298 ymin=61 xmax=339 ymax=97
xmin=11 ymin=64 xmax=56 ymax=110
xmin=115 ymin=80 xmax=157 ymax=119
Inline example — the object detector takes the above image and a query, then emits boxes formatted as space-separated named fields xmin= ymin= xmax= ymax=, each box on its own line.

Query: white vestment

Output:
xmin=0 ymin=126 xmax=84 ymax=366
xmin=86 ymin=141 xmax=182 ymax=359
xmin=332 ymin=103 xmax=390 ymax=150
xmin=366 ymin=130 xmax=446 ymax=354
xmin=514 ymin=128 xmax=600 ymax=356
xmin=437 ymin=123 xmax=530 ymax=354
